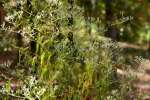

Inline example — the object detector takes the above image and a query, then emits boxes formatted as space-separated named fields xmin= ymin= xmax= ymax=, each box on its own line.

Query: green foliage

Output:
xmin=0 ymin=0 xmax=131 ymax=99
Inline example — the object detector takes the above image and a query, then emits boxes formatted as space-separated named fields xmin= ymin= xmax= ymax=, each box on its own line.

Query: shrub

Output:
xmin=0 ymin=0 xmax=127 ymax=99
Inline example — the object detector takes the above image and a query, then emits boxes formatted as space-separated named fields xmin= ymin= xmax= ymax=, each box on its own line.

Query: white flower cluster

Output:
xmin=21 ymin=76 xmax=46 ymax=99
xmin=46 ymin=0 xmax=62 ymax=5
xmin=0 ymin=76 xmax=46 ymax=99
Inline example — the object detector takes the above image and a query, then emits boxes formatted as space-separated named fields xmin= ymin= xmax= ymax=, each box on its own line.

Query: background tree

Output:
xmin=0 ymin=2 xmax=5 ymax=24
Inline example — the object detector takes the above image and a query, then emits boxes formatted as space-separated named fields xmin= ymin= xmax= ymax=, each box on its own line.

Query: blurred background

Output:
xmin=77 ymin=0 xmax=150 ymax=60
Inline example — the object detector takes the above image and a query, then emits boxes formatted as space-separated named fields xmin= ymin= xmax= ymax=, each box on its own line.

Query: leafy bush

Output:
xmin=0 ymin=0 xmax=129 ymax=99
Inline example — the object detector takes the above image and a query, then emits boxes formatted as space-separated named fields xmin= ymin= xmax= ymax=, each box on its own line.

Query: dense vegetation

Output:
xmin=0 ymin=0 xmax=150 ymax=99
